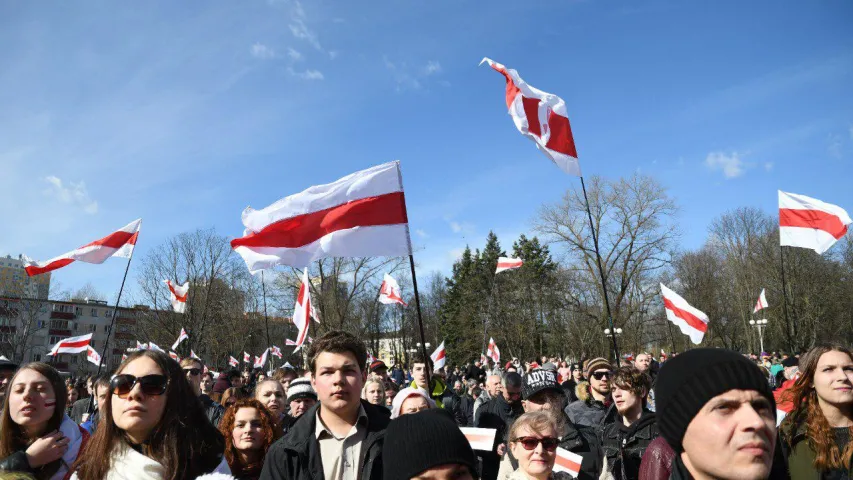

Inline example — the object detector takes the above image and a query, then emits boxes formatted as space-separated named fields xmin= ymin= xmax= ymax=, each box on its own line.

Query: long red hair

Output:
xmin=219 ymin=399 xmax=281 ymax=475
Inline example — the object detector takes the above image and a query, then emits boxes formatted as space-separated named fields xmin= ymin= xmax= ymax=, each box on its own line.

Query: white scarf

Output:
xmin=69 ymin=442 xmax=233 ymax=480
xmin=50 ymin=415 xmax=85 ymax=480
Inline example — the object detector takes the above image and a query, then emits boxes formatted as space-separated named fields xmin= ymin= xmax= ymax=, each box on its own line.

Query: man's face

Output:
xmin=634 ymin=354 xmax=652 ymax=373
xmin=0 ymin=368 xmax=16 ymax=404
xmin=95 ymin=384 xmax=109 ymax=412
xmin=311 ymin=351 xmax=365 ymax=414
xmin=523 ymin=390 xmax=564 ymax=412
xmin=454 ymin=381 xmax=464 ymax=396
xmin=182 ymin=362 xmax=203 ymax=396
xmin=612 ymin=385 xmax=643 ymax=417
xmin=231 ymin=376 xmax=243 ymax=388
xmin=412 ymin=463 xmax=473 ymax=480
xmin=589 ymin=369 xmax=612 ymax=395
xmin=572 ymin=368 xmax=583 ymax=381
xmin=201 ymin=374 xmax=214 ymax=394
xmin=385 ymin=388 xmax=396 ymax=407
xmin=87 ymin=379 xmax=95 ymax=396
xmin=413 ymin=363 xmax=429 ymax=388
xmin=279 ymin=372 xmax=297 ymax=393
xmin=502 ymin=383 xmax=522 ymax=405
xmin=681 ymin=389 xmax=776 ymax=480
xmin=290 ymin=397 xmax=316 ymax=418
xmin=485 ymin=376 xmax=502 ymax=396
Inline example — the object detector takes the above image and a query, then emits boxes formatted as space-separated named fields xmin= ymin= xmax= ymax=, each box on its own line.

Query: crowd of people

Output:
xmin=0 ymin=335 xmax=851 ymax=480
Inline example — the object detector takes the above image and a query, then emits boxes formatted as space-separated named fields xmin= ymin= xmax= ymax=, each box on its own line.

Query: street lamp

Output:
xmin=604 ymin=328 xmax=623 ymax=337
xmin=749 ymin=319 xmax=769 ymax=353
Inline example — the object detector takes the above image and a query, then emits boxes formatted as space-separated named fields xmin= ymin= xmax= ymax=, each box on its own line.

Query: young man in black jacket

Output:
xmin=260 ymin=330 xmax=391 ymax=480
xmin=181 ymin=357 xmax=224 ymax=427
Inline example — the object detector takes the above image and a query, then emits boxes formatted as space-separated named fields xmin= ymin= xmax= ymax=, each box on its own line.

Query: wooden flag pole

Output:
xmin=407 ymin=254 xmax=432 ymax=390
xmin=779 ymin=245 xmax=795 ymax=343
xmin=261 ymin=270 xmax=273 ymax=371
xmin=579 ymin=177 xmax=621 ymax=365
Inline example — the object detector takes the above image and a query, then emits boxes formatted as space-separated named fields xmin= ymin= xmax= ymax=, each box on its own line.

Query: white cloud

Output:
xmin=289 ymin=20 xmax=322 ymax=52
xmin=764 ymin=162 xmax=774 ymax=171
xmin=288 ymin=68 xmax=324 ymax=80
xmin=424 ymin=60 xmax=442 ymax=75
xmin=704 ymin=151 xmax=745 ymax=178
xmin=250 ymin=43 xmax=276 ymax=60
xmin=286 ymin=47 xmax=302 ymax=61
xmin=42 ymin=176 xmax=98 ymax=214
xmin=415 ymin=229 xmax=428 ymax=239
xmin=448 ymin=220 xmax=475 ymax=235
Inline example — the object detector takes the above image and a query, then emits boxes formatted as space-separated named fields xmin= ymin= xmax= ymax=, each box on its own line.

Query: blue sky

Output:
xmin=1 ymin=0 xmax=851 ymax=304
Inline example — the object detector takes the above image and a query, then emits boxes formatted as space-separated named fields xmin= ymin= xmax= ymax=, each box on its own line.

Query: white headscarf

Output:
xmin=390 ymin=386 xmax=435 ymax=419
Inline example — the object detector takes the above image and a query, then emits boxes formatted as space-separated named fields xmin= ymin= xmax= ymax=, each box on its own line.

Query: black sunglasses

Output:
xmin=110 ymin=374 xmax=169 ymax=398
xmin=512 ymin=436 xmax=559 ymax=452
xmin=591 ymin=371 xmax=612 ymax=380
xmin=182 ymin=368 xmax=201 ymax=377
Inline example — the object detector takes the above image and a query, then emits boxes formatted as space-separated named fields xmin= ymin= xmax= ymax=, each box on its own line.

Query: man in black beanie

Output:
xmin=655 ymin=348 xmax=777 ymax=480
xmin=383 ymin=408 xmax=478 ymax=480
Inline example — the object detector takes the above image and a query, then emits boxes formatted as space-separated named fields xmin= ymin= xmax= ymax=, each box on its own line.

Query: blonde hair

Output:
xmin=508 ymin=411 xmax=566 ymax=441
xmin=361 ymin=375 xmax=386 ymax=403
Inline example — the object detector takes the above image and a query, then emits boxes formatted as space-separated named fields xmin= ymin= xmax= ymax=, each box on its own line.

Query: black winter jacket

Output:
xmin=600 ymin=411 xmax=659 ymax=480
xmin=259 ymin=400 xmax=391 ymax=480
xmin=200 ymin=394 xmax=225 ymax=427
xmin=457 ymin=395 xmax=475 ymax=427
xmin=475 ymin=394 xmax=523 ymax=480
xmin=0 ymin=451 xmax=32 ymax=474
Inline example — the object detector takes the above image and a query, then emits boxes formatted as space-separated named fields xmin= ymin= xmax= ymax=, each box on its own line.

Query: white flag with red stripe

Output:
xmin=378 ymin=273 xmax=407 ymax=306
xmin=481 ymin=58 xmax=580 ymax=176
xmin=229 ymin=356 xmax=239 ymax=367
xmin=285 ymin=337 xmax=313 ymax=346
xmin=168 ymin=351 xmax=180 ymax=361
xmin=553 ymin=447 xmax=583 ymax=477
xmin=292 ymin=268 xmax=314 ymax=352
xmin=487 ymin=338 xmax=500 ymax=363
xmin=25 ymin=219 xmax=141 ymax=276
xmin=779 ymin=191 xmax=851 ymax=255
xmin=171 ymin=327 xmax=189 ymax=350
xmin=495 ymin=257 xmax=523 ymax=274
xmin=243 ymin=352 xmax=251 ymax=363
xmin=147 ymin=342 xmax=164 ymax=353
xmin=254 ymin=348 xmax=269 ymax=368
xmin=753 ymin=289 xmax=769 ymax=314
xmin=86 ymin=346 xmax=101 ymax=366
xmin=661 ymin=283 xmax=708 ymax=345
xmin=48 ymin=333 xmax=92 ymax=356
xmin=190 ymin=350 xmax=200 ymax=360
xmin=231 ymin=162 xmax=412 ymax=273
xmin=460 ymin=427 xmax=497 ymax=451
xmin=270 ymin=346 xmax=283 ymax=359
xmin=164 ymin=280 xmax=189 ymax=314
xmin=431 ymin=341 xmax=447 ymax=370
xmin=136 ymin=341 xmax=148 ymax=350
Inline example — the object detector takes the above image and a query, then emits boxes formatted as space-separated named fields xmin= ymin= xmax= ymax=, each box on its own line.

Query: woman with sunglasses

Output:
xmin=507 ymin=411 xmax=571 ymax=480
xmin=0 ymin=362 xmax=88 ymax=480
xmin=70 ymin=350 xmax=229 ymax=480
xmin=221 ymin=387 xmax=248 ymax=409
xmin=219 ymin=398 xmax=281 ymax=480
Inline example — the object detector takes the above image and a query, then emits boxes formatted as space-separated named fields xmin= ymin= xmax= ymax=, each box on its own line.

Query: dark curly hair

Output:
xmin=219 ymin=398 xmax=282 ymax=477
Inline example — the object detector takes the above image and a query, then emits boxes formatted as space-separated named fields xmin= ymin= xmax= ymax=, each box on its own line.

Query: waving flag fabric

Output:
xmin=229 ymin=356 xmax=239 ymax=367
xmin=148 ymin=342 xmax=164 ymax=353
xmin=487 ymin=338 xmax=501 ymax=363
xmin=231 ymin=162 xmax=411 ymax=273
xmin=378 ymin=273 xmax=407 ymax=306
xmin=25 ymin=219 xmax=141 ymax=276
xmin=285 ymin=337 xmax=313 ymax=346
xmin=270 ymin=346 xmax=283 ymax=359
xmin=171 ymin=327 xmax=189 ymax=350
xmin=48 ymin=333 xmax=93 ymax=356
xmin=753 ymin=289 xmax=769 ymax=314
xmin=481 ymin=58 xmax=580 ymax=176
xmin=169 ymin=351 xmax=180 ymax=361
xmin=495 ymin=257 xmax=523 ymax=274
xmin=190 ymin=350 xmax=200 ymax=360
xmin=136 ymin=341 xmax=148 ymax=350
xmin=86 ymin=346 xmax=101 ymax=366
xmin=292 ymin=268 xmax=314 ymax=352
xmin=431 ymin=341 xmax=447 ymax=370
xmin=164 ymin=280 xmax=190 ymax=314
xmin=779 ymin=191 xmax=851 ymax=254
xmin=553 ymin=448 xmax=583 ymax=477
xmin=661 ymin=283 xmax=708 ymax=345
xmin=243 ymin=352 xmax=251 ymax=363
xmin=254 ymin=348 xmax=269 ymax=368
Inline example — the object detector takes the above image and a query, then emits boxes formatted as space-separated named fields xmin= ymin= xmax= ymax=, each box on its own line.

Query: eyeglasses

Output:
xmin=591 ymin=371 xmax=612 ymax=380
xmin=182 ymin=368 xmax=201 ymax=377
xmin=512 ymin=436 xmax=560 ymax=452
xmin=110 ymin=374 xmax=169 ymax=399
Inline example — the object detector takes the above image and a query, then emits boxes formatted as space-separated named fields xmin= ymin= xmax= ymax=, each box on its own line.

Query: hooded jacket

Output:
xmin=599 ymin=411 xmax=659 ymax=480
xmin=564 ymin=381 xmax=612 ymax=428
xmin=259 ymin=400 xmax=390 ymax=480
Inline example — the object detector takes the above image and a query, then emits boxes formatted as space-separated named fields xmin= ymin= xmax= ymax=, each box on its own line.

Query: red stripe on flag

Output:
xmin=230 ymin=192 xmax=408 ymax=249
xmin=780 ymin=208 xmax=849 ymax=240
xmin=544 ymin=111 xmax=578 ymax=158
xmin=25 ymin=258 xmax=75 ymax=276
xmin=522 ymin=96 xmax=542 ymax=137
xmin=497 ymin=262 xmax=522 ymax=268
xmin=57 ymin=339 xmax=91 ymax=349
xmin=663 ymin=298 xmax=708 ymax=333
xmin=554 ymin=455 xmax=581 ymax=472
xmin=82 ymin=229 xmax=139 ymax=250
xmin=490 ymin=63 xmax=521 ymax=111
xmin=434 ymin=350 xmax=446 ymax=361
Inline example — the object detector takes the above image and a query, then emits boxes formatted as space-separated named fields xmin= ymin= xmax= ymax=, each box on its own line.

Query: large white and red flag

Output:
xmin=164 ymin=280 xmax=189 ymax=314
xmin=378 ymin=273 xmax=407 ymax=306
xmin=48 ymin=333 xmax=93 ymax=356
xmin=431 ymin=341 xmax=447 ymax=370
xmin=25 ymin=219 xmax=141 ymax=276
xmin=481 ymin=58 xmax=580 ymax=177
xmin=553 ymin=447 xmax=583 ymax=477
xmin=229 ymin=356 xmax=239 ymax=367
xmin=254 ymin=348 xmax=269 ymax=369
xmin=171 ymin=327 xmax=189 ymax=350
xmin=231 ymin=162 xmax=411 ymax=273
xmin=86 ymin=346 xmax=102 ymax=366
xmin=753 ymin=289 xmax=769 ymax=314
xmin=487 ymin=337 xmax=501 ymax=363
xmin=661 ymin=283 xmax=708 ymax=345
xmin=460 ymin=427 xmax=497 ymax=451
xmin=292 ymin=268 xmax=314 ymax=352
xmin=779 ymin=191 xmax=851 ymax=255
xmin=495 ymin=257 xmax=523 ymax=274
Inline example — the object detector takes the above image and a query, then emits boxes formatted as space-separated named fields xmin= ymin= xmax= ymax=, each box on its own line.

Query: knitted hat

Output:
xmin=383 ymin=408 xmax=478 ymax=480
xmin=522 ymin=369 xmax=563 ymax=401
xmin=655 ymin=348 xmax=775 ymax=453
xmin=584 ymin=357 xmax=612 ymax=379
xmin=390 ymin=387 xmax=436 ymax=419
xmin=781 ymin=356 xmax=798 ymax=368
xmin=286 ymin=377 xmax=317 ymax=404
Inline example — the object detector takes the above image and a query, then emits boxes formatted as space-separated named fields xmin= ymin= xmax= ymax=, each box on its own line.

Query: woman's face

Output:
xmin=111 ymin=356 xmax=169 ymax=444
xmin=231 ymin=407 xmax=264 ymax=452
xmin=365 ymin=382 xmax=384 ymax=405
xmin=9 ymin=369 xmax=56 ymax=432
xmin=510 ymin=425 xmax=558 ymax=477
xmin=67 ymin=387 xmax=78 ymax=404
xmin=400 ymin=395 xmax=430 ymax=415
xmin=255 ymin=382 xmax=285 ymax=418
xmin=813 ymin=350 xmax=853 ymax=406
xmin=385 ymin=389 xmax=396 ymax=407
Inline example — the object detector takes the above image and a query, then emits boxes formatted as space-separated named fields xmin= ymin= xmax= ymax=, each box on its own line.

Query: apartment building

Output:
xmin=0 ymin=254 xmax=50 ymax=299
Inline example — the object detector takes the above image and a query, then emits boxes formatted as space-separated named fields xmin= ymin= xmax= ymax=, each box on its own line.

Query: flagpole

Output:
xmin=579 ymin=176 xmax=621 ymax=365
xmin=483 ymin=275 xmax=499 ymax=359
xmin=261 ymin=271 xmax=273 ymax=370
xmin=779 ymin=245 xmax=794 ymax=345
xmin=408 ymin=254 xmax=432 ymax=389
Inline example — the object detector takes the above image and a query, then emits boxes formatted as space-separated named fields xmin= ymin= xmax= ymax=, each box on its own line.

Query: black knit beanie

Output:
xmin=383 ymin=408 xmax=478 ymax=480
xmin=655 ymin=348 xmax=775 ymax=453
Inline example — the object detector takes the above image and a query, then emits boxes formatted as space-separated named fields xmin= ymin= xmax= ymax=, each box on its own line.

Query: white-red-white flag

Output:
xmin=431 ymin=341 xmax=447 ymax=370
xmin=231 ymin=162 xmax=411 ymax=273
xmin=229 ymin=356 xmax=239 ymax=367
xmin=243 ymin=352 xmax=251 ymax=363
xmin=378 ymin=273 xmax=407 ymax=306
xmin=753 ymin=289 xmax=769 ymax=314
xmin=147 ymin=342 xmax=164 ymax=353
xmin=292 ymin=268 xmax=313 ymax=352
xmin=285 ymin=337 xmax=313 ymax=346
xmin=270 ymin=346 xmax=283 ymax=359
xmin=495 ymin=257 xmax=523 ymax=274
xmin=661 ymin=283 xmax=708 ymax=345
xmin=48 ymin=333 xmax=92 ymax=356
xmin=481 ymin=58 xmax=580 ymax=177
xmin=190 ymin=350 xmax=200 ymax=360
xmin=779 ymin=191 xmax=851 ymax=255
xmin=553 ymin=447 xmax=583 ymax=477
xmin=460 ymin=427 xmax=497 ymax=451
xmin=25 ymin=219 xmax=142 ymax=276
xmin=169 ymin=351 xmax=180 ymax=361
xmin=122 ymin=353 xmax=128 ymax=361
xmin=171 ymin=327 xmax=189 ymax=350
xmin=86 ymin=346 xmax=102 ymax=366
xmin=254 ymin=348 xmax=269 ymax=368
xmin=164 ymin=280 xmax=189 ymax=314
xmin=136 ymin=341 xmax=148 ymax=350
xmin=487 ymin=337 xmax=501 ymax=363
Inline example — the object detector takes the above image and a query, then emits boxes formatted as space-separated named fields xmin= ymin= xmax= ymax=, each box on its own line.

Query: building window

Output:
xmin=105 ymin=310 xmax=112 ymax=318
xmin=91 ymin=324 xmax=97 ymax=333
xmin=33 ymin=354 xmax=41 ymax=362
xmin=91 ymin=308 xmax=97 ymax=317
xmin=75 ymin=307 xmax=82 ymax=316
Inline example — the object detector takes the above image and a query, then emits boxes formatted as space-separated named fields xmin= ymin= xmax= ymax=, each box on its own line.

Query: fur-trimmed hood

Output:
xmin=575 ymin=380 xmax=591 ymax=402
